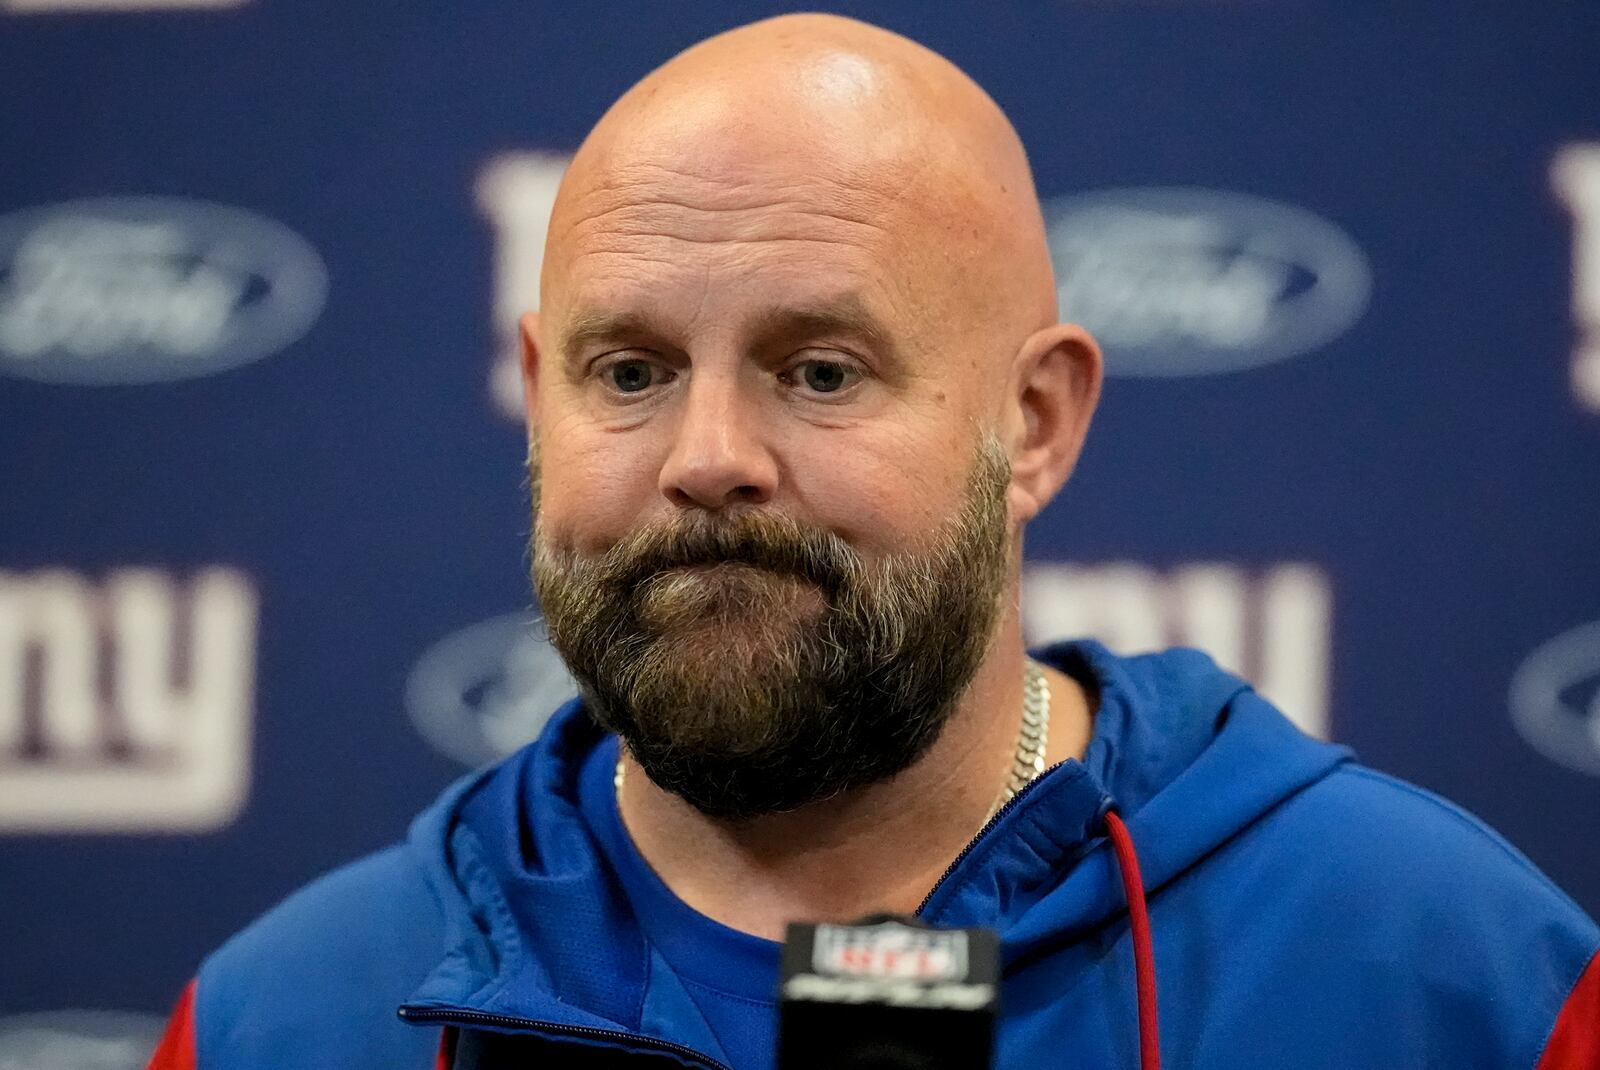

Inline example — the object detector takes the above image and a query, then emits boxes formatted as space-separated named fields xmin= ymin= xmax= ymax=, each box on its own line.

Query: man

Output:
xmin=149 ymin=13 xmax=1599 ymax=1070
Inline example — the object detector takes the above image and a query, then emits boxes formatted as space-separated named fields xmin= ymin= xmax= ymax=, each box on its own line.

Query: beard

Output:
xmin=529 ymin=434 xmax=1013 ymax=820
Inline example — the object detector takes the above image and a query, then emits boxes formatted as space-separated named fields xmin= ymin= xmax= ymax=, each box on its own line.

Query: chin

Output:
xmin=647 ymin=615 xmax=813 ymax=683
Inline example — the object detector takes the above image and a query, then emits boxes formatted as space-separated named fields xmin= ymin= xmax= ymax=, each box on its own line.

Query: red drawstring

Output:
xmin=436 ymin=1027 xmax=454 ymax=1070
xmin=1105 ymin=811 xmax=1161 ymax=1070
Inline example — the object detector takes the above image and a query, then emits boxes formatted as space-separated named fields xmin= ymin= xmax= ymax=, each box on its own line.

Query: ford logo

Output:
xmin=0 ymin=1010 xmax=165 ymax=1070
xmin=0 ymin=197 xmax=328 ymax=385
xmin=404 ymin=612 xmax=579 ymax=767
xmin=1044 ymin=187 xmax=1372 ymax=377
xmin=1509 ymin=620 xmax=1600 ymax=778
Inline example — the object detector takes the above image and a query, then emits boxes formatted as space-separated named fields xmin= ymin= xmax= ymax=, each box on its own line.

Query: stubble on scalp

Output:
xmin=529 ymin=435 xmax=1014 ymax=820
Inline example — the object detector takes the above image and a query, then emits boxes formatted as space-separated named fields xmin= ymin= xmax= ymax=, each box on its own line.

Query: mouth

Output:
xmin=636 ymin=562 xmax=826 ymax=627
xmin=666 ymin=561 xmax=769 ymax=578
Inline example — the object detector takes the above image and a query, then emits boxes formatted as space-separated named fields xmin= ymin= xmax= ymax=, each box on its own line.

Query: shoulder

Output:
xmin=194 ymin=844 xmax=447 ymax=1068
xmin=1260 ymin=763 xmax=1597 ymax=1017
xmin=1164 ymin=761 xmax=1600 ymax=1067
xmin=1286 ymin=763 xmax=1592 ymax=925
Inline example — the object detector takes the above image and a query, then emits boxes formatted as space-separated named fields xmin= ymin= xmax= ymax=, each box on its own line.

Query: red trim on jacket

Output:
xmin=146 ymin=979 xmax=198 ymax=1070
xmin=1539 ymin=950 xmax=1600 ymax=1070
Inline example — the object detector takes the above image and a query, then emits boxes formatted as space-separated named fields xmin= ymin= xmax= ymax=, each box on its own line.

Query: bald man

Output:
xmin=149 ymin=15 xmax=1599 ymax=1070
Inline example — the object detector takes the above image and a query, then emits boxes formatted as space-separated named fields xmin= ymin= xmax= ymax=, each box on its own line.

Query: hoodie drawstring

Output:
xmin=1105 ymin=811 xmax=1161 ymax=1070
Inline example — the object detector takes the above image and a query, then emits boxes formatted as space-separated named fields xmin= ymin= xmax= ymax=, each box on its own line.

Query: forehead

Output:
xmin=543 ymin=135 xmax=946 ymax=335
xmin=559 ymin=174 xmax=892 ymax=265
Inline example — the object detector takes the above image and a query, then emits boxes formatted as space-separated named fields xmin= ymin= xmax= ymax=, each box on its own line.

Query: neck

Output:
xmin=614 ymin=609 xmax=1094 ymax=941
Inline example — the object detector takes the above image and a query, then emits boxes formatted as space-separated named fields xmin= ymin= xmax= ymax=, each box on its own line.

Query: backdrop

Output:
xmin=2 ymin=1 xmax=1597 ymax=1060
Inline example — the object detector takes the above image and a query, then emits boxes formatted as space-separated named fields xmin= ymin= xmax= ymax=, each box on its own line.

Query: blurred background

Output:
xmin=1 ymin=0 xmax=1597 ymax=1060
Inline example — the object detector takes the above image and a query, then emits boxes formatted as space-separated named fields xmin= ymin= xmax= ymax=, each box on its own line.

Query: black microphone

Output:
xmin=776 ymin=914 xmax=999 ymax=1070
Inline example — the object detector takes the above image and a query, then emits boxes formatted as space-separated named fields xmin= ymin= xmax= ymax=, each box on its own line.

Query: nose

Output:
xmin=658 ymin=369 xmax=778 ymax=510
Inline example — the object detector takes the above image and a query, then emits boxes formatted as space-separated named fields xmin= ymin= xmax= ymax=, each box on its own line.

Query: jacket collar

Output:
xmin=399 ymin=641 xmax=1351 ymax=1042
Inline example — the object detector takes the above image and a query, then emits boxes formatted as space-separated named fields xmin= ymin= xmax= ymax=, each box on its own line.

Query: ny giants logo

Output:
xmin=0 ymin=568 xmax=258 ymax=832
xmin=1024 ymin=563 xmax=1332 ymax=740
xmin=1553 ymin=143 xmax=1600 ymax=413
xmin=478 ymin=153 xmax=571 ymax=421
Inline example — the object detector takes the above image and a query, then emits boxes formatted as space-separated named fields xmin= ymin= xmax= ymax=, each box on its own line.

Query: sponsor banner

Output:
xmin=0 ymin=198 xmax=326 ymax=385
xmin=405 ymin=610 xmax=578 ymax=767
xmin=1022 ymin=563 xmax=1332 ymax=739
xmin=0 ymin=568 xmax=258 ymax=833
xmin=1044 ymin=187 xmax=1371 ymax=378
xmin=2 ymin=0 xmax=1598 ymax=1013
xmin=1510 ymin=620 xmax=1600 ymax=778
xmin=0 ymin=1010 xmax=165 ymax=1069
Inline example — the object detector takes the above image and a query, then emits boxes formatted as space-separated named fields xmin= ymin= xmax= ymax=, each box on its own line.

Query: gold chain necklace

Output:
xmin=983 ymin=657 xmax=1051 ymax=824
xmin=613 ymin=660 xmax=1052 ymax=817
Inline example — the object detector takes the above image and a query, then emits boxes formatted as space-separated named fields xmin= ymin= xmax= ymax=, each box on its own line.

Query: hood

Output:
xmin=398 ymin=639 xmax=1351 ymax=1045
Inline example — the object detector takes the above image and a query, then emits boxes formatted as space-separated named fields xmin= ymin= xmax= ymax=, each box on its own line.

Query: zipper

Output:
xmin=406 ymin=765 xmax=1086 ymax=1062
xmin=913 ymin=760 xmax=1074 ymax=918
xmin=398 ymin=1007 xmax=733 ymax=1070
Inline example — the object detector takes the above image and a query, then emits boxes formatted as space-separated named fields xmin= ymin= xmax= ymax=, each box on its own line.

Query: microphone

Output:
xmin=777 ymin=914 xmax=1000 ymax=1070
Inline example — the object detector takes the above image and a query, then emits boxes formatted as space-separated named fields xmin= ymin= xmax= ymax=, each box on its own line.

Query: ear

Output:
xmin=1006 ymin=323 xmax=1103 ymax=526
xmin=518 ymin=310 xmax=542 ymax=432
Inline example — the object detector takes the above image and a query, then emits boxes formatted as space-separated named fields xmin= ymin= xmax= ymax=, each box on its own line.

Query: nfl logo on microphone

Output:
xmin=813 ymin=920 xmax=968 ymax=981
xmin=778 ymin=916 xmax=1000 ymax=1069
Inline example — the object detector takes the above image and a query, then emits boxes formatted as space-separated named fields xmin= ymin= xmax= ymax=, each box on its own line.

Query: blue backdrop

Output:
xmin=2 ymin=2 xmax=1597 ymax=1059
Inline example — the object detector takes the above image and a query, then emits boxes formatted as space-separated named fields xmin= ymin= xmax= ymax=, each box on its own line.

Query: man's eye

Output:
xmin=607 ymin=359 xmax=658 ymax=393
xmin=793 ymin=359 xmax=857 ymax=395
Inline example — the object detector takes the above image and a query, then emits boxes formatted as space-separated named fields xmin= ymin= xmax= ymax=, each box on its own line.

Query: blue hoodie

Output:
xmin=154 ymin=642 xmax=1600 ymax=1069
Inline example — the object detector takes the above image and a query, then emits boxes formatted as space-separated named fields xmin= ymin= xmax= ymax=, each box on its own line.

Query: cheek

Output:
xmin=534 ymin=423 xmax=665 ymax=553
xmin=781 ymin=423 xmax=973 ymax=551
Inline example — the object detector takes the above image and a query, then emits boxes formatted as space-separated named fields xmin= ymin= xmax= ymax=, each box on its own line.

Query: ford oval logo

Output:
xmin=0 ymin=1010 xmax=165 ymax=1069
xmin=0 ymin=197 xmax=328 ymax=385
xmin=1509 ymin=620 xmax=1600 ymax=778
xmin=1045 ymin=187 xmax=1372 ymax=377
xmin=405 ymin=612 xmax=579 ymax=767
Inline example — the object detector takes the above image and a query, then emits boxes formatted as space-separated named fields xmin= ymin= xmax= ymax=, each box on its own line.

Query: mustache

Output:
xmin=589 ymin=510 xmax=864 ymax=595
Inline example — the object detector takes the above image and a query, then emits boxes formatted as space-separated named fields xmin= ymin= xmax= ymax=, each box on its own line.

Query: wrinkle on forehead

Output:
xmin=561 ymin=168 xmax=893 ymax=276
xmin=542 ymin=13 xmax=1058 ymax=348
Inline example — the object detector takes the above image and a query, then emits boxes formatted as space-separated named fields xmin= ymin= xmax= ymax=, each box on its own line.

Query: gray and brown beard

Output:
xmin=529 ymin=434 xmax=1013 ymax=820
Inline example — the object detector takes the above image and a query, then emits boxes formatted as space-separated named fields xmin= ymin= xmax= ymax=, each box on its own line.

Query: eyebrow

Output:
xmin=559 ymin=310 xmax=658 ymax=360
xmin=559 ymin=294 xmax=903 ymax=370
xmin=747 ymin=296 xmax=899 ymax=363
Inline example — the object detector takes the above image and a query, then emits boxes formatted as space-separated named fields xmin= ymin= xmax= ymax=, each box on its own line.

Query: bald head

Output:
xmin=524 ymin=13 xmax=1099 ymax=572
xmin=523 ymin=15 xmax=1101 ymax=824
xmin=542 ymin=14 xmax=1058 ymax=348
